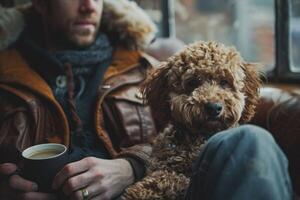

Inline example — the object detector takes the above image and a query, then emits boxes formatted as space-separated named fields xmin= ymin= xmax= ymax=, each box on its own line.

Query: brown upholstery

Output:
xmin=251 ymin=87 xmax=300 ymax=195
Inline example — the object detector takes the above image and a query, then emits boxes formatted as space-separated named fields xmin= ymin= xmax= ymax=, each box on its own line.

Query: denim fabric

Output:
xmin=185 ymin=125 xmax=293 ymax=200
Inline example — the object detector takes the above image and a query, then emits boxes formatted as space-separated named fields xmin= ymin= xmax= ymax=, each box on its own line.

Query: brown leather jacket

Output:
xmin=0 ymin=48 xmax=157 ymax=165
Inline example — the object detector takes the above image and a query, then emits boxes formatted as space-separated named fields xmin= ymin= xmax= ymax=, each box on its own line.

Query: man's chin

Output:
xmin=68 ymin=35 xmax=97 ymax=49
xmin=74 ymin=39 xmax=95 ymax=48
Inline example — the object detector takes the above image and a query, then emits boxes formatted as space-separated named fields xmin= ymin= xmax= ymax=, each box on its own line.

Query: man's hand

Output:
xmin=0 ymin=163 xmax=57 ymax=200
xmin=52 ymin=157 xmax=134 ymax=200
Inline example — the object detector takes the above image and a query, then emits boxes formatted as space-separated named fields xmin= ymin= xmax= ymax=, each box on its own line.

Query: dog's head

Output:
xmin=143 ymin=41 xmax=261 ymax=135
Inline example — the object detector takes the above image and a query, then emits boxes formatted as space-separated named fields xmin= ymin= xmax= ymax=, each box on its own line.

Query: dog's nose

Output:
xmin=205 ymin=102 xmax=223 ymax=117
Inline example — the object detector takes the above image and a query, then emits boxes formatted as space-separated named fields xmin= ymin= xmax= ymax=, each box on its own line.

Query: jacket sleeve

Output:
xmin=0 ymin=90 xmax=35 ymax=200
xmin=0 ymin=90 xmax=33 ymax=164
xmin=118 ymin=144 xmax=152 ymax=181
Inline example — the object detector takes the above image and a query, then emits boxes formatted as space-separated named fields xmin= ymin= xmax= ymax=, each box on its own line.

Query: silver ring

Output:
xmin=81 ymin=188 xmax=89 ymax=200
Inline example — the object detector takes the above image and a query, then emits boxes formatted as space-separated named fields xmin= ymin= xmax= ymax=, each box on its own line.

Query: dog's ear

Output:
xmin=141 ymin=62 xmax=172 ymax=131
xmin=239 ymin=62 xmax=262 ymax=124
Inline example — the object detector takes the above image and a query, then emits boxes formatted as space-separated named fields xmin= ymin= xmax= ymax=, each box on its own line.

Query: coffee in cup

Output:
xmin=27 ymin=149 xmax=63 ymax=159
xmin=21 ymin=143 xmax=68 ymax=192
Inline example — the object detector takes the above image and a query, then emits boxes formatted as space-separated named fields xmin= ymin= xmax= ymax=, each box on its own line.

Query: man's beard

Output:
xmin=48 ymin=27 xmax=98 ymax=50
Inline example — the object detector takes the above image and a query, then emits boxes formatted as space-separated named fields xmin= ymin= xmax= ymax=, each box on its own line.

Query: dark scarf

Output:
xmin=17 ymin=30 xmax=113 ymax=160
xmin=52 ymin=33 xmax=113 ymax=74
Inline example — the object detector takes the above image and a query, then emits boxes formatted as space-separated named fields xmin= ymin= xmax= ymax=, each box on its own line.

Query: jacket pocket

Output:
xmin=103 ymin=85 xmax=157 ymax=149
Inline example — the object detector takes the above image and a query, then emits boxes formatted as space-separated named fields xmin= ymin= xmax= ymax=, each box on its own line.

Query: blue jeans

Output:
xmin=185 ymin=125 xmax=293 ymax=200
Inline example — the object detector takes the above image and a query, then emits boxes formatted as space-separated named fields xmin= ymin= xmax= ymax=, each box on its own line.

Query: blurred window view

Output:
xmin=133 ymin=0 xmax=163 ymax=36
xmin=174 ymin=0 xmax=275 ymax=71
xmin=290 ymin=0 xmax=300 ymax=72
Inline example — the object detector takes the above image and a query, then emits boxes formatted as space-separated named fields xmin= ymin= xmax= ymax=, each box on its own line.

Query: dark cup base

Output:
xmin=21 ymin=150 xmax=70 ymax=192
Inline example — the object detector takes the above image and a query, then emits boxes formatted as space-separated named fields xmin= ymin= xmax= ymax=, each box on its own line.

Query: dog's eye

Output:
xmin=184 ymin=78 xmax=200 ymax=91
xmin=220 ymin=80 xmax=230 ymax=88
xmin=172 ymin=82 xmax=180 ymax=88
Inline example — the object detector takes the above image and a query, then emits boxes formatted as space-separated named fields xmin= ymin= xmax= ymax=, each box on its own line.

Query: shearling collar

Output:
xmin=0 ymin=0 xmax=157 ymax=50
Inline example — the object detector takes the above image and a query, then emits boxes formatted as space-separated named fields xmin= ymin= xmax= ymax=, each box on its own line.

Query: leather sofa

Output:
xmin=251 ymin=87 xmax=300 ymax=195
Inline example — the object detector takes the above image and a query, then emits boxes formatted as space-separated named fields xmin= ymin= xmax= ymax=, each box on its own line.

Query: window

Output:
xmin=138 ymin=0 xmax=300 ymax=82
xmin=290 ymin=0 xmax=300 ymax=72
xmin=133 ymin=0 xmax=163 ymax=37
xmin=174 ymin=0 xmax=275 ymax=71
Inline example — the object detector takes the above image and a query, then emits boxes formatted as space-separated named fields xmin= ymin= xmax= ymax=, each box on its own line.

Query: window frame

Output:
xmin=273 ymin=0 xmax=300 ymax=83
xmin=161 ymin=0 xmax=176 ymax=37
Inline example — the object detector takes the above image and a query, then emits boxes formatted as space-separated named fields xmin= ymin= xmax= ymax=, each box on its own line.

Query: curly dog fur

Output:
xmin=121 ymin=41 xmax=261 ymax=200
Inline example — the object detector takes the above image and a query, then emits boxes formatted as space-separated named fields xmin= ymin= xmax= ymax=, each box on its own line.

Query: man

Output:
xmin=0 ymin=0 xmax=294 ymax=200
xmin=0 ymin=0 xmax=158 ymax=199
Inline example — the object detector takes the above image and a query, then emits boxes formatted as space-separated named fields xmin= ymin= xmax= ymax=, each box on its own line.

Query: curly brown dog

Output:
xmin=121 ymin=41 xmax=261 ymax=200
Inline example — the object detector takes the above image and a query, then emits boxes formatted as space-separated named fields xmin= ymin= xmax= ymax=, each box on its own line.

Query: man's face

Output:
xmin=41 ymin=0 xmax=103 ymax=49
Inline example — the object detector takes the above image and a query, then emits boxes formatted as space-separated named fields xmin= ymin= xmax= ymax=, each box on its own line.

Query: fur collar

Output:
xmin=0 ymin=6 xmax=25 ymax=50
xmin=0 ymin=0 xmax=157 ymax=50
